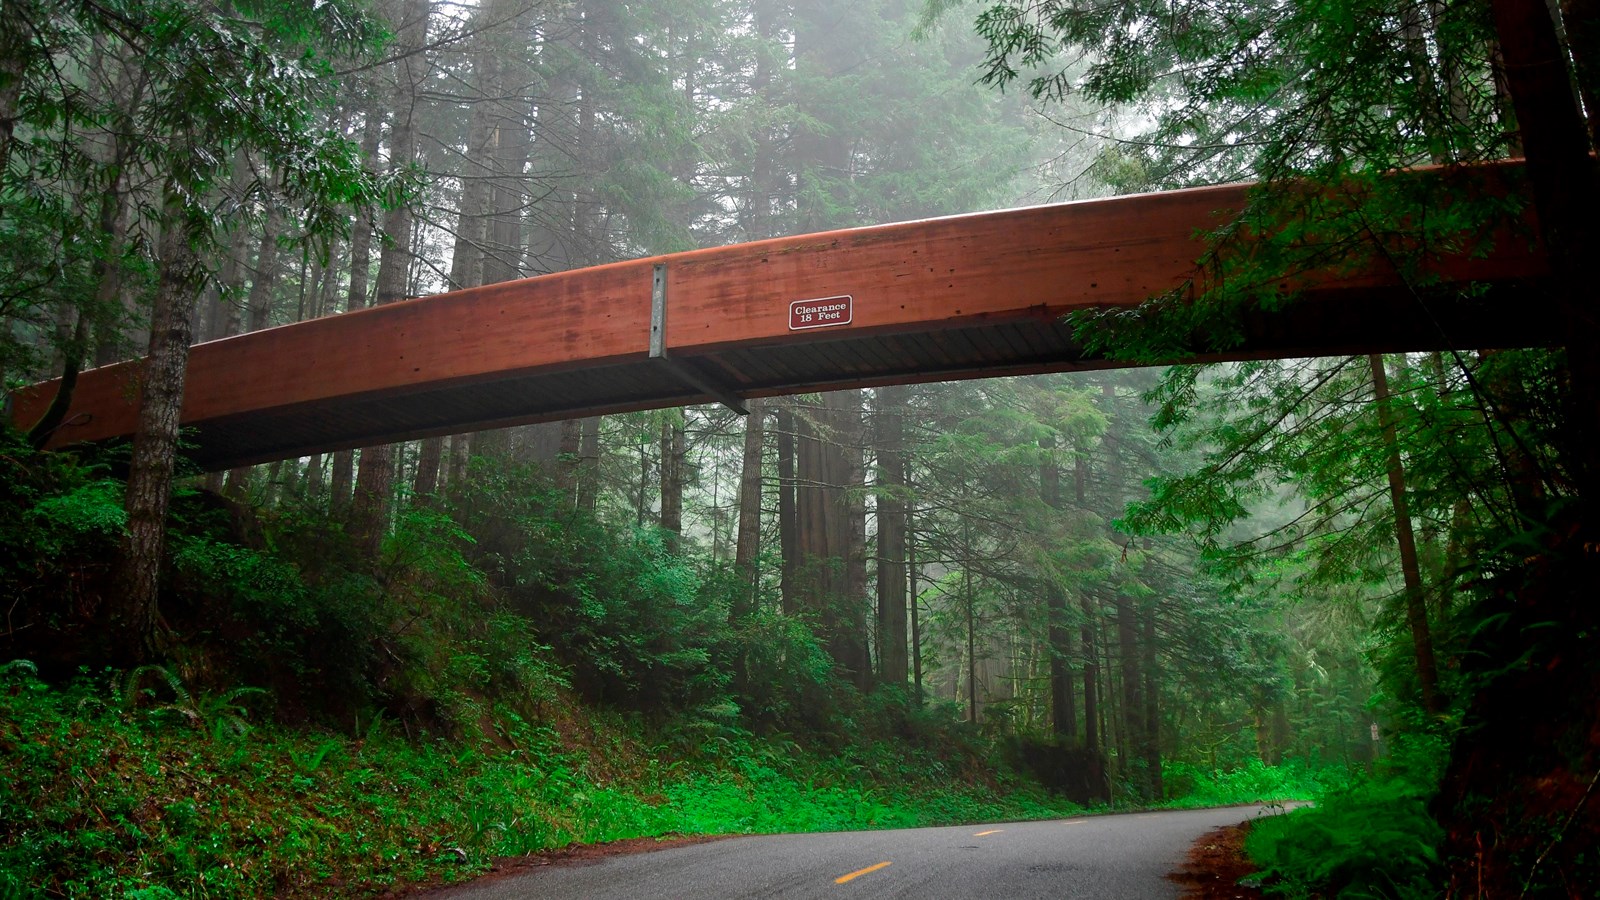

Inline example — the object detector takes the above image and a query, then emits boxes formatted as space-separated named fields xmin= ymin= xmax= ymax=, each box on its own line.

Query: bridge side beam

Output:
xmin=650 ymin=263 xmax=749 ymax=415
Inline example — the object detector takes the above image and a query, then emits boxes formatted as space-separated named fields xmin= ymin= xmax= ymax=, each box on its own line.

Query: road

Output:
xmin=426 ymin=805 xmax=1278 ymax=899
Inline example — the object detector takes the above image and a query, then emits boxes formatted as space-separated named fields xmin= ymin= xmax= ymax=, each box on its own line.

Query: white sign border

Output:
xmin=789 ymin=294 xmax=854 ymax=331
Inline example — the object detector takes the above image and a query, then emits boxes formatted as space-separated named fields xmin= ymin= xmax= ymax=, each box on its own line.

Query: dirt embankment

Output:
xmin=1167 ymin=823 xmax=1265 ymax=900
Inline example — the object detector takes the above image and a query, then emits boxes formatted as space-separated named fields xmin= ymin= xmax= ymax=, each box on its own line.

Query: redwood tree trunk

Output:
xmin=350 ymin=0 xmax=429 ymax=556
xmin=576 ymin=416 xmax=601 ymax=513
xmin=1039 ymin=434 xmax=1076 ymax=740
xmin=1075 ymin=447 xmax=1099 ymax=754
xmin=1141 ymin=597 xmax=1163 ymax=798
xmin=794 ymin=392 xmax=871 ymax=688
xmin=660 ymin=414 xmax=685 ymax=546
xmin=733 ymin=399 xmax=766 ymax=623
xmin=907 ymin=481 xmax=924 ymax=706
xmin=776 ymin=401 xmax=799 ymax=616
xmin=1103 ymin=381 xmax=1149 ymax=798
xmin=330 ymin=99 xmax=382 ymax=517
xmin=842 ymin=389 xmax=870 ymax=691
xmin=874 ymin=385 xmax=909 ymax=689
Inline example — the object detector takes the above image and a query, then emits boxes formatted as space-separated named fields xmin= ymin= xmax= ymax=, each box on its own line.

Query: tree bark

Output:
xmin=1039 ymin=434 xmax=1077 ymax=740
xmin=1369 ymin=354 xmax=1442 ymax=715
xmin=1142 ymin=595 xmax=1163 ymax=798
xmin=1489 ymin=0 xmax=1600 ymax=495
xmin=245 ymin=196 xmax=283 ymax=332
xmin=576 ymin=416 xmax=601 ymax=513
xmin=776 ymin=401 xmax=799 ymax=616
xmin=414 ymin=8 xmax=507 ymax=505
xmin=908 ymin=479 xmax=924 ymax=706
xmin=110 ymin=190 xmax=203 ymax=663
xmin=413 ymin=438 xmax=443 ymax=499
xmin=1075 ymin=446 xmax=1101 ymax=755
xmin=660 ymin=414 xmax=686 ymax=546
xmin=0 ymin=1 xmax=29 ymax=198
xmin=1103 ymin=380 xmax=1150 ymax=798
xmin=874 ymin=385 xmax=909 ymax=689
xmin=351 ymin=0 xmax=429 ymax=556
xmin=842 ymin=389 xmax=870 ymax=691
xmin=964 ymin=518 xmax=978 ymax=722
xmin=329 ymin=100 xmax=382 ymax=518
xmin=792 ymin=392 xmax=870 ymax=687
xmin=733 ymin=399 xmax=766 ymax=622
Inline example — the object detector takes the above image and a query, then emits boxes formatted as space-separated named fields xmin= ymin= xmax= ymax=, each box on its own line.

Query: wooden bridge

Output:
xmin=9 ymin=163 xmax=1555 ymax=470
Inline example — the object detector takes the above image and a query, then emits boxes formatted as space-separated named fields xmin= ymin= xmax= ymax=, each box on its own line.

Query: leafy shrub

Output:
xmin=1164 ymin=758 xmax=1331 ymax=807
xmin=27 ymin=478 xmax=126 ymax=555
xmin=1246 ymin=747 xmax=1444 ymax=900
xmin=0 ymin=429 xmax=123 ymax=656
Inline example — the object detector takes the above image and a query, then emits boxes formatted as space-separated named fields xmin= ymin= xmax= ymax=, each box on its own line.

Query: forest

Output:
xmin=1 ymin=0 xmax=1597 ymax=896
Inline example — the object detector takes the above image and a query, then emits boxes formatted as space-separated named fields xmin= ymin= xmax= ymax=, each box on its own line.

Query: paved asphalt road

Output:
xmin=428 ymin=805 xmax=1279 ymax=899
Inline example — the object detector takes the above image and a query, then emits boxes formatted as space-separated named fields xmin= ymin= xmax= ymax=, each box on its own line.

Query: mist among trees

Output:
xmin=2 ymin=0 xmax=1597 ymax=895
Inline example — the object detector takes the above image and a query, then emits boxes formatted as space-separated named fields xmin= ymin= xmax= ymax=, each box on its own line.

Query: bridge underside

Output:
xmin=10 ymin=164 xmax=1555 ymax=471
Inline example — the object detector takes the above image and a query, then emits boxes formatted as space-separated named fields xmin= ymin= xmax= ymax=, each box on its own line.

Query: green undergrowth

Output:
xmin=0 ymin=663 xmax=1081 ymax=899
xmin=1156 ymin=758 xmax=1330 ymax=810
xmin=1244 ymin=735 xmax=1447 ymax=898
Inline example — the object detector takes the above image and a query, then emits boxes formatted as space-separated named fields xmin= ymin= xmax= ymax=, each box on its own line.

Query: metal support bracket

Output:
xmin=650 ymin=264 xmax=749 ymax=415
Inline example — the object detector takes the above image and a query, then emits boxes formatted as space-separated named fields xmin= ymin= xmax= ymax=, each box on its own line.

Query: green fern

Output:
xmin=0 ymin=870 xmax=33 ymax=900
xmin=0 ymin=660 xmax=38 ymax=682
xmin=114 ymin=664 xmax=192 ymax=716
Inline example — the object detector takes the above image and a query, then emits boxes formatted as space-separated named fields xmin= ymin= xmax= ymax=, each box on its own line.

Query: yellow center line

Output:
xmin=835 ymin=861 xmax=892 ymax=884
xmin=974 ymin=829 xmax=1003 ymax=836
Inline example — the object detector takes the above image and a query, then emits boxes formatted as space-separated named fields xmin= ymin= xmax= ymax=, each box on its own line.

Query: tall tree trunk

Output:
xmin=245 ymin=197 xmax=283 ymax=332
xmin=842 ymin=390 xmax=870 ymax=691
xmin=413 ymin=438 xmax=443 ymax=499
xmin=110 ymin=190 xmax=202 ymax=663
xmin=1103 ymin=380 xmax=1148 ymax=798
xmin=733 ymin=399 xmax=766 ymax=623
xmin=660 ymin=413 xmax=685 ymax=546
xmin=874 ymin=385 xmax=909 ymax=689
xmin=793 ymin=0 xmax=855 ymax=232
xmin=576 ymin=416 xmax=600 ymax=513
xmin=1489 ymin=0 xmax=1600 ymax=494
xmin=351 ymin=0 xmax=429 ymax=557
xmin=1369 ymin=354 xmax=1442 ymax=715
xmin=1141 ymin=594 xmax=1163 ymax=798
xmin=1116 ymin=593 xmax=1146 ymax=792
xmin=1075 ymin=445 xmax=1100 ymax=754
xmin=746 ymin=0 xmax=780 ymax=240
xmin=964 ymin=518 xmax=978 ymax=723
xmin=416 ymin=6 xmax=506 ymax=504
xmin=777 ymin=401 xmax=799 ymax=616
xmin=0 ymin=7 xmax=25 ymax=192
xmin=1040 ymin=434 xmax=1076 ymax=741
xmin=27 ymin=312 xmax=89 ymax=449
xmin=1560 ymin=0 xmax=1600 ymax=148
xmin=90 ymin=93 xmax=140 ymax=366
xmin=908 ymin=477 xmax=924 ymax=707
xmin=303 ymin=452 xmax=324 ymax=501
xmin=330 ymin=99 xmax=383 ymax=518
xmin=794 ymin=391 xmax=870 ymax=688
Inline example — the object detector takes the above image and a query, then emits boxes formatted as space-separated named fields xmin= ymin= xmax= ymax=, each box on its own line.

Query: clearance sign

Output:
xmin=789 ymin=295 xmax=853 ymax=331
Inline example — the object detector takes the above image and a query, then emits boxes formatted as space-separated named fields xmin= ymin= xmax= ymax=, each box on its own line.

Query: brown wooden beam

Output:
xmin=9 ymin=163 xmax=1555 ymax=470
